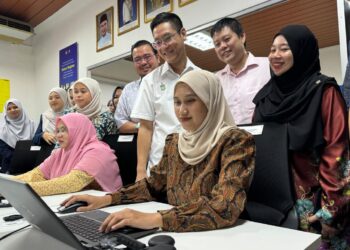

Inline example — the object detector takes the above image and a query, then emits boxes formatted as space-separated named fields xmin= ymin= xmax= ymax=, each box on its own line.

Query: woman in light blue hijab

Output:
xmin=0 ymin=99 xmax=35 ymax=173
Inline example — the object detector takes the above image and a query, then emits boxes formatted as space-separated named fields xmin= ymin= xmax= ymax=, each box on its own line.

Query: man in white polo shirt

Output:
xmin=131 ymin=12 xmax=198 ymax=181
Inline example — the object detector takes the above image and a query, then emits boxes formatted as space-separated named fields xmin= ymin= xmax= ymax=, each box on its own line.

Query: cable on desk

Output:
xmin=0 ymin=225 xmax=31 ymax=241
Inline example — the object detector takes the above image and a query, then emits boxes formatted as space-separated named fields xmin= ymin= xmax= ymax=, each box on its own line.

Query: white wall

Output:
xmin=319 ymin=45 xmax=342 ymax=84
xmin=98 ymin=81 xmax=124 ymax=109
xmin=0 ymin=41 xmax=37 ymax=120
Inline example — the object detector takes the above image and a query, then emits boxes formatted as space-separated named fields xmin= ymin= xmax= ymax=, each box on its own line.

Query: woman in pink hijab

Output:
xmin=14 ymin=113 xmax=122 ymax=196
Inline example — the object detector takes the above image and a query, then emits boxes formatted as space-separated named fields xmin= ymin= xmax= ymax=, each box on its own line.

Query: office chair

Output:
xmin=9 ymin=140 xmax=40 ymax=175
xmin=34 ymin=142 xmax=55 ymax=166
xmin=102 ymin=133 xmax=138 ymax=186
xmin=239 ymin=122 xmax=296 ymax=228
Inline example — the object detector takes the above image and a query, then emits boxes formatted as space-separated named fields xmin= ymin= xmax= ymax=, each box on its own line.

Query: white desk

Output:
xmin=0 ymin=190 xmax=321 ymax=250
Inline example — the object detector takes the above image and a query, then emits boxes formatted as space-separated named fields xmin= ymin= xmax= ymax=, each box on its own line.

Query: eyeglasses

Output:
xmin=152 ymin=32 xmax=178 ymax=50
xmin=133 ymin=54 xmax=155 ymax=64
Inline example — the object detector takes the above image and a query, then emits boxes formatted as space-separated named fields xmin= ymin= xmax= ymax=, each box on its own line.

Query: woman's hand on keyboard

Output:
xmin=99 ymin=208 xmax=162 ymax=233
xmin=60 ymin=194 xmax=112 ymax=212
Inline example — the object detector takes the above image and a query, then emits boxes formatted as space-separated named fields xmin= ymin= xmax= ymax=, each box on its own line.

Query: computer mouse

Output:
xmin=57 ymin=201 xmax=88 ymax=214
xmin=148 ymin=235 xmax=175 ymax=247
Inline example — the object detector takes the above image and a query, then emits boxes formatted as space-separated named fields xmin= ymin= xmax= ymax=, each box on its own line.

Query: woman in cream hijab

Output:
xmin=33 ymin=87 xmax=68 ymax=145
xmin=0 ymin=99 xmax=35 ymax=173
xmin=67 ymin=77 xmax=117 ymax=140
xmin=62 ymin=70 xmax=255 ymax=233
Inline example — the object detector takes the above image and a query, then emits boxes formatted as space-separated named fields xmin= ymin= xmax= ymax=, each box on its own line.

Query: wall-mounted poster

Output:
xmin=178 ymin=0 xmax=196 ymax=7
xmin=96 ymin=7 xmax=114 ymax=52
xmin=59 ymin=42 xmax=78 ymax=89
xmin=0 ymin=79 xmax=10 ymax=112
xmin=144 ymin=0 xmax=173 ymax=23
xmin=118 ymin=0 xmax=140 ymax=35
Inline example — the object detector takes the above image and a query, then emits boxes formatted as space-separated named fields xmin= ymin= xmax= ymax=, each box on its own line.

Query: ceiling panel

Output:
xmin=0 ymin=0 xmax=70 ymax=27
xmin=0 ymin=0 xmax=20 ymax=13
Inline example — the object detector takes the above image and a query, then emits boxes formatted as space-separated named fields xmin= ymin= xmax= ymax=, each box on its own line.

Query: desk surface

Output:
xmin=0 ymin=189 xmax=321 ymax=250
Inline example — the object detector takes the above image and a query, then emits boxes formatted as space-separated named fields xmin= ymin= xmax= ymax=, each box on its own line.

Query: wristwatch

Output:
xmin=135 ymin=122 xmax=141 ymax=129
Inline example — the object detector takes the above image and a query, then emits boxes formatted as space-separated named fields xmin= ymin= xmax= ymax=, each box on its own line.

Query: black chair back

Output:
xmin=102 ymin=133 xmax=138 ymax=186
xmin=9 ymin=140 xmax=55 ymax=175
xmin=9 ymin=140 xmax=40 ymax=175
xmin=239 ymin=122 xmax=294 ymax=226
xmin=35 ymin=143 xmax=55 ymax=166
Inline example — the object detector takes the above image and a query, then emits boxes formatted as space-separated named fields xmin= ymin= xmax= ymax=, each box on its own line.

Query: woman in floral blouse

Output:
xmin=66 ymin=77 xmax=117 ymax=140
xmin=253 ymin=25 xmax=350 ymax=249
xmin=62 ymin=69 xmax=255 ymax=232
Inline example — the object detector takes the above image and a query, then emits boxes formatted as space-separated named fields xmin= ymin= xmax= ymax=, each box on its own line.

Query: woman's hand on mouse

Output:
xmin=99 ymin=208 xmax=163 ymax=233
xmin=61 ymin=194 xmax=112 ymax=212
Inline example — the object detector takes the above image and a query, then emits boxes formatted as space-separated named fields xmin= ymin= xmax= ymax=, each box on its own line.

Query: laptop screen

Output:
xmin=0 ymin=176 xmax=84 ymax=249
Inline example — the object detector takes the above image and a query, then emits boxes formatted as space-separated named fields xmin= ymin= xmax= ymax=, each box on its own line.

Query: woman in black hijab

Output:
xmin=253 ymin=25 xmax=350 ymax=249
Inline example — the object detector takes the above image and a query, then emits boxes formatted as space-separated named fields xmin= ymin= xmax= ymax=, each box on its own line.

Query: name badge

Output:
xmin=118 ymin=135 xmax=134 ymax=142
xmin=30 ymin=146 xmax=41 ymax=151
xmin=239 ymin=125 xmax=264 ymax=135
xmin=160 ymin=83 xmax=166 ymax=91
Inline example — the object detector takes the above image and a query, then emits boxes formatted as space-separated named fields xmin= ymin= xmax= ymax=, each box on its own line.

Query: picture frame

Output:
xmin=144 ymin=0 xmax=173 ymax=23
xmin=117 ymin=0 xmax=140 ymax=35
xmin=178 ymin=0 xmax=196 ymax=7
xmin=96 ymin=7 xmax=114 ymax=52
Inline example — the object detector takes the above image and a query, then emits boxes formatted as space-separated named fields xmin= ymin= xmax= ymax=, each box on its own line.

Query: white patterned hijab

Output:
xmin=67 ymin=86 xmax=75 ymax=107
xmin=0 ymin=99 xmax=35 ymax=148
xmin=72 ymin=77 xmax=104 ymax=119
xmin=42 ymin=87 xmax=69 ymax=133
xmin=177 ymin=70 xmax=236 ymax=165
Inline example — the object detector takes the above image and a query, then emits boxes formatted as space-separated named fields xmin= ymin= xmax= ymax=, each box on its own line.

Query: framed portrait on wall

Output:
xmin=178 ymin=0 xmax=196 ymax=7
xmin=96 ymin=7 xmax=114 ymax=52
xmin=117 ymin=0 xmax=140 ymax=35
xmin=144 ymin=0 xmax=173 ymax=23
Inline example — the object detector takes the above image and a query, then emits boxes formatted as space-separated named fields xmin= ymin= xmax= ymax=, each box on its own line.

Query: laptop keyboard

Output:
xmin=61 ymin=214 xmax=104 ymax=242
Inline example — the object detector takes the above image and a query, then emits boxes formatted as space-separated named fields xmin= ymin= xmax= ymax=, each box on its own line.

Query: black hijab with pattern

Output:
xmin=253 ymin=25 xmax=339 ymax=151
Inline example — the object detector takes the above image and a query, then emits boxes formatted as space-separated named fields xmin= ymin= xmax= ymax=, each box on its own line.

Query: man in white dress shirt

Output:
xmin=131 ymin=12 xmax=199 ymax=181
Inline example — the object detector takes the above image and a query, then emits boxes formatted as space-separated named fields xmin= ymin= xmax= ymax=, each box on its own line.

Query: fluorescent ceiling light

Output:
xmin=185 ymin=31 xmax=214 ymax=51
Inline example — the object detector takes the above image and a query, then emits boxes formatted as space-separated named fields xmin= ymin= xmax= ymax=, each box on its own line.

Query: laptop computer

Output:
xmin=0 ymin=176 xmax=156 ymax=249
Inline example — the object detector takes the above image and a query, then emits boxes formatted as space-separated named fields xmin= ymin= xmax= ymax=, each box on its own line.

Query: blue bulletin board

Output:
xmin=59 ymin=42 xmax=78 ymax=89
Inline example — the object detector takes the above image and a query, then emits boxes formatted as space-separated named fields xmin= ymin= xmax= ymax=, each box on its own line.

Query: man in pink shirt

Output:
xmin=211 ymin=18 xmax=270 ymax=124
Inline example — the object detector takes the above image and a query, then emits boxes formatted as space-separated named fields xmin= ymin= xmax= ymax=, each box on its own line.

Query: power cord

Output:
xmin=0 ymin=224 xmax=31 ymax=241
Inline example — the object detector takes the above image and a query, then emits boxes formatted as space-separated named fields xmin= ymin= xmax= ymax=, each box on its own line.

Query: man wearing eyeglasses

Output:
xmin=115 ymin=40 xmax=159 ymax=133
xmin=131 ymin=12 xmax=199 ymax=181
